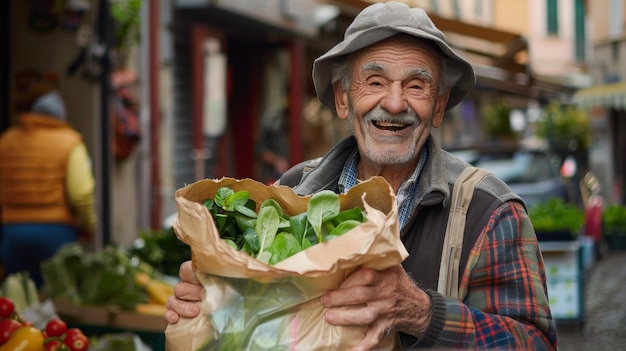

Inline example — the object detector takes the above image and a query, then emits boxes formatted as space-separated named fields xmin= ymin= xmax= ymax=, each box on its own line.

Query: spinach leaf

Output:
xmin=233 ymin=213 xmax=256 ymax=233
xmin=307 ymin=190 xmax=341 ymax=243
xmin=288 ymin=212 xmax=309 ymax=245
xmin=260 ymin=198 xmax=284 ymax=217
xmin=202 ymin=198 xmax=215 ymax=210
xmin=224 ymin=238 xmax=238 ymax=250
xmin=214 ymin=187 xmax=234 ymax=208
xmin=255 ymin=205 xmax=280 ymax=262
xmin=332 ymin=206 xmax=365 ymax=224
xmin=268 ymin=232 xmax=302 ymax=265
xmin=243 ymin=228 xmax=260 ymax=255
xmin=235 ymin=203 xmax=258 ymax=219
xmin=325 ymin=219 xmax=362 ymax=241
xmin=225 ymin=189 xmax=251 ymax=212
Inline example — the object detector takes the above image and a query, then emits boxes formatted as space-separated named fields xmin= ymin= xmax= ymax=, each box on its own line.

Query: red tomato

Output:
xmin=0 ymin=298 xmax=14 ymax=319
xmin=45 ymin=338 xmax=67 ymax=351
xmin=0 ymin=318 xmax=23 ymax=344
xmin=63 ymin=328 xmax=83 ymax=339
xmin=63 ymin=329 xmax=88 ymax=351
xmin=45 ymin=318 xmax=67 ymax=337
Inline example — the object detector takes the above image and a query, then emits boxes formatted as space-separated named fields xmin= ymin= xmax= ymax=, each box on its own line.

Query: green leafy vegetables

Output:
xmin=204 ymin=187 xmax=366 ymax=265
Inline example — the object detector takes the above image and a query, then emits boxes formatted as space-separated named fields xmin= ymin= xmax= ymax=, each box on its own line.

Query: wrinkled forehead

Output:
xmin=348 ymin=34 xmax=443 ymax=76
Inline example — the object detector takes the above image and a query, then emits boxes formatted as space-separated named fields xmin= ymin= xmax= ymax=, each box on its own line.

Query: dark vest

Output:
xmin=399 ymin=189 xmax=504 ymax=290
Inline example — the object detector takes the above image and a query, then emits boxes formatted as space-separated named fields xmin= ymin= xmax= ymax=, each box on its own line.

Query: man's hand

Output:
xmin=320 ymin=265 xmax=432 ymax=351
xmin=164 ymin=260 xmax=203 ymax=324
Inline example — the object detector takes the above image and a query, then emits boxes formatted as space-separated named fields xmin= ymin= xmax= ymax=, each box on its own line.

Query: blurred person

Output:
xmin=164 ymin=2 xmax=556 ymax=350
xmin=0 ymin=79 xmax=97 ymax=288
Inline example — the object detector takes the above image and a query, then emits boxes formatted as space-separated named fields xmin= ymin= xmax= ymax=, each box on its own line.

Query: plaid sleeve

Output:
xmin=435 ymin=201 xmax=558 ymax=350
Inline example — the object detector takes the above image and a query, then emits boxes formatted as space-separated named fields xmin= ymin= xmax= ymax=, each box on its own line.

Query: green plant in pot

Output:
xmin=528 ymin=197 xmax=584 ymax=241
xmin=602 ymin=204 xmax=626 ymax=236
xmin=602 ymin=204 xmax=626 ymax=251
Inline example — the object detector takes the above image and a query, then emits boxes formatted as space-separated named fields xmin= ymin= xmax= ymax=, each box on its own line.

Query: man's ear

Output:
xmin=432 ymin=91 xmax=450 ymax=128
xmin=333 ymin=82 xmax=350 ymax=120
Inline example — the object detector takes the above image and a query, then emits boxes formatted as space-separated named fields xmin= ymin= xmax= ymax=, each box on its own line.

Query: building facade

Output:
xmin=572 ymin=0 xmax=626 ymax=204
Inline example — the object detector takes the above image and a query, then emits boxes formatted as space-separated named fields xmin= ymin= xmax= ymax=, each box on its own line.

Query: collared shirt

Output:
xmin=338 ymin=148 xmax=428 ymax=228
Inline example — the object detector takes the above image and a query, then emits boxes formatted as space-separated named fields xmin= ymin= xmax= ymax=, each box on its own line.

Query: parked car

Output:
xmin=448 ymin=143 xmax=569 ymax=208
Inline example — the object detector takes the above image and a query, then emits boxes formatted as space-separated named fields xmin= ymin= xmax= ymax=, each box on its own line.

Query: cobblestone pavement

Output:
xmin=556 ymin=250 xmax=626 ymax=350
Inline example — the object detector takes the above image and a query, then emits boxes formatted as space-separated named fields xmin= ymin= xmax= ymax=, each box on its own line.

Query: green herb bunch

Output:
xmin=203 ymin=187 xmax=366 ymax=265
xmin=528 ymin=197 xmax=584 ymax=234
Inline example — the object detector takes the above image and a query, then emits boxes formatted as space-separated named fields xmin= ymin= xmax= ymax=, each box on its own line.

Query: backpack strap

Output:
xmin=437 ymin=167 xmax=491 ymax=298
xmin=274 ymin=157 xmax=322 ymax=187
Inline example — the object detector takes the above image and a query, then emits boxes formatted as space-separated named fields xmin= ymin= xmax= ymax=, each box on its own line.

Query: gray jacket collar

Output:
xmin=293 ymin=134 xmax=522 ymax=211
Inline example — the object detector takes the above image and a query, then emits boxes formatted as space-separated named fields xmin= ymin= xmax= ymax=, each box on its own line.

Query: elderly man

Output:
xmin=165 ymin=2 xmax=557 ymax=350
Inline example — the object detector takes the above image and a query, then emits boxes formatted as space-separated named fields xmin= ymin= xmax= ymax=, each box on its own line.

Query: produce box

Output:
xmin=113 ymin=310 xmax=168 ymax=332
xmin=165 ymin=176 xmax=408 ymax=351
xmin=80 ymin=305 xmax=117 ymax=326
xmin=52 ymin=297 xmax=82 ymax=320
xmin=53 ymin=298 xmax=167 ymax=332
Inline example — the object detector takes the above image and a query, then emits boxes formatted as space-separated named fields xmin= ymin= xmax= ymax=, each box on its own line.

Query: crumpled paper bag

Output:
xmin=165 ymin=176 xmax=409 ymax=351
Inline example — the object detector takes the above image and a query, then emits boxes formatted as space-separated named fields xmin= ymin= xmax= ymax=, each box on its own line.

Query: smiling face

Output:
xmin=333 ymin=35 xmax=450 ymax=182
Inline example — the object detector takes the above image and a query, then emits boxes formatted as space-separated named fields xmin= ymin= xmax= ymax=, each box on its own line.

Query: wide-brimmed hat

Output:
xmin=313 ymin=1 xmax=475 ymax=111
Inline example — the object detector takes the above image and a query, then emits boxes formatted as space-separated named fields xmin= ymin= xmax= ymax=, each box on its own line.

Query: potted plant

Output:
xmin=483 ymin=97 xmax=517 ymax=142
xmin=528 ymin=197 xmax=584 ymax=241
xmin=602 ymin=204 xmax=626 ymax=250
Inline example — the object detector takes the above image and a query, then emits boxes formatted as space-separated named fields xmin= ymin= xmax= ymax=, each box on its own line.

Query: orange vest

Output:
xmin=0 ymin=113 xmax=82 ymax=225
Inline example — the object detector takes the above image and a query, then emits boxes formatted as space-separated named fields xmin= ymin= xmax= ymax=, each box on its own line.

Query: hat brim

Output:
xmin=313 ymin=25 xmax=475 ymax=112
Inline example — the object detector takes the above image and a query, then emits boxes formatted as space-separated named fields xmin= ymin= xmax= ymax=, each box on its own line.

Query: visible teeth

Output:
xmin=376 ymin=121 xmax=405 ymax=128
xmin=373 ymin=120 xmax=408 ymax=131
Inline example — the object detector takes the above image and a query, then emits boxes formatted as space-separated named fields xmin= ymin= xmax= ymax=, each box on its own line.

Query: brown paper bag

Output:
xmin=165 ymin=176 xmax=408 ymax=351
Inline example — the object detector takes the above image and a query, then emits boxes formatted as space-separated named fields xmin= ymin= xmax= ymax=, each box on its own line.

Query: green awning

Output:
xmin=572 ymin=81 xmax=626 ymax=110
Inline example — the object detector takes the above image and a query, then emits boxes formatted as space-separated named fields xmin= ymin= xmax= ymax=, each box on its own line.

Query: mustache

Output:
xmin=362 ymin=105 xmax=418 ymax=125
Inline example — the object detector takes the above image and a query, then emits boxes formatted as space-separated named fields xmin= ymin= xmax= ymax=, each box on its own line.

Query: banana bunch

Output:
xmin=134 ymin=272 xmax=176 ymax=316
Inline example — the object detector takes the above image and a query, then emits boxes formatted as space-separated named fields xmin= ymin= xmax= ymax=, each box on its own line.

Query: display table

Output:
xmin=539 ymin=240 xmax=584 ymax=324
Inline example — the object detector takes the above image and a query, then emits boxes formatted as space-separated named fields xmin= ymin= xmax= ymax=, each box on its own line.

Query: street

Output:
xmin=556 ymin=250 xmax=626 ymax=350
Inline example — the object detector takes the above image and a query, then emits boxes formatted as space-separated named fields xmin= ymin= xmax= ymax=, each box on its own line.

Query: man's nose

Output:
xmin=380 ymin=83 xmax=408 ymax=114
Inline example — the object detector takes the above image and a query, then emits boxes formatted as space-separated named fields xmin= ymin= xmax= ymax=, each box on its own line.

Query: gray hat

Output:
xmin=313 ymin=1 xmax=475 ymax=111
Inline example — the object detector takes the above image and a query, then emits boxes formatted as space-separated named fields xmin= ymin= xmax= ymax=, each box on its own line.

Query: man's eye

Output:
xmin=408 ymin=80 xmax=426 ymax=90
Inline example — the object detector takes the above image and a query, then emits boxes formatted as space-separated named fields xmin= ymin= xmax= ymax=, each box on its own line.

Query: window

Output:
xmin=609 ymin=0 xmax=624 ymax=38
xmin=452 ymin=0 xmax=460 ymax=18
xmin=474 ymin=0 xmax=483 ymax=18
xmin=574 ymin=0 xmax=585 ymax=61
xmin=547 ymin=0 xmax=559 ymax=35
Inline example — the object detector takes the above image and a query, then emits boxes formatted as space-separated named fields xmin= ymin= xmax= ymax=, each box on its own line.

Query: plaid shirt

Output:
xmin=439 ymin=201 xmax=556 ymax=350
